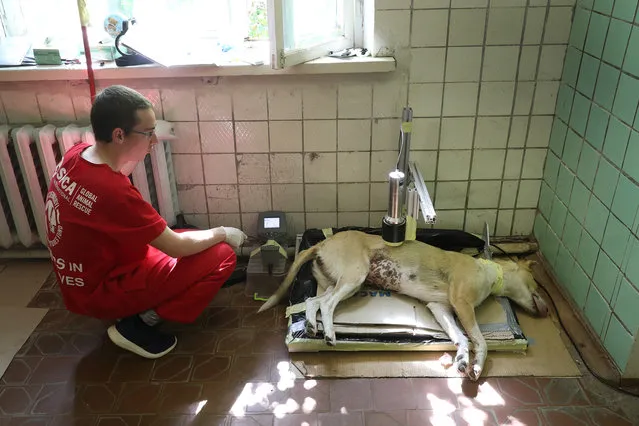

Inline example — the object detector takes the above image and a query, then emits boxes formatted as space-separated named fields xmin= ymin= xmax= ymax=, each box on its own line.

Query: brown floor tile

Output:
xmin=241 ymin=307 xmax=277 ymax=330
xmin=31 ymin=383 xmax=77 ymax=415
xmin=289 ymin=379 xmax=330 ymax=414
xmin=172 ymin=331 xmax=219 ymax=354
xmin=1 ymin=358 xmax=41 ymax=385
xmin=251 ymin=330 xmax=288 ymax=356
xmin=496 ymin=378 xmax=545 ymax=406
xmin=14 ymin=335 xmax=37 ymax=358
xmin=272 ymin=413 xmax=317 ymax=426
xmin=363 ymin=410 xmax=406 ymax=426
xmin=95 ymin=416 xmax=140 ymax=426
xmin=76 ymin=384 xmax=122 ymax=415
xmin=110 ymin=355 xmax=155 ymax=382
xmin=0 ymin=386 xmax=41 ymax=416
xmin=198 ymin=380 xmax=246 ymax=415
xmin=371 ymin=379 xmax=417 ymax=411
xmin=455 ymin=406 xmax=498 ymax=426
xmin=205 ymin=307 xmax=242 ymax=329
xmin=50 ymin=415 xmax=97 ymax=426
xmin=586 ymin=407 xmax=635 ymax=426
xmin=27 ymin=290 xmax=65 ymax=310
xmin=317 ymin=412 xmax=364 ymax=425
xmin=541 ymin=406 xmax=595 ymax=425
xmin=114 ymin=383 xmax=163 ymax=414
xmin=209 ymin=288 xmax=235 ymax=307
xmin=229 ymin=414 xmax=273 ymax=425
xmin=137 ymin=415 xmax=188 ymax=426
xmin=73 ymin=348 xmax=121 ymax=383
xmin=156 ymin=383 xmax=203 ymax=414
xmin=216 ymin=329 xmax=256 ymax=354
xmin=71 ymin=333 xmax=105 ymax=356
xmin=537 ymin=378 xmax=590 ymax=406
xmin=231 ymin=292 xmax=263 ymax=308
xmin=28 ymin=357 xmax=80 ymax=384
xmin=406 ymin=410 xmax=456 ymax=426
xmin=151 ymin=355 xmax=193 ymax=382
xmin=185 ymin=414 xmax=229 ymax=426
xmin=6 ymin=417 xmax=51 ymax=426
xmin=493 ymin=407 xmax=545 ymax=426
xmin=190 ymin=355 xmax=232 ymax=382
xmin=239 ymin=379 xmax=330 ymax=416
xmin=411 ymin=378 xmax=460 ymax=411
xmin=230 ymin=355 xmax=273 ymax=383
xmin=30 ymin=333 xmax=69 ymax=356
xmin=329 ymin=379 xmax=373 ymax=412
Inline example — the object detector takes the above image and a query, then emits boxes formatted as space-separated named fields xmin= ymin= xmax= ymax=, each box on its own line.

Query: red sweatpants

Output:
xmin=87 ymin=236 xmax=237 ymax=323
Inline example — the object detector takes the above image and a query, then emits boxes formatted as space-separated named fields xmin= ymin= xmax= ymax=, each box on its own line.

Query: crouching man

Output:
xmin=44 ymin=85 xmax=247 ymax=359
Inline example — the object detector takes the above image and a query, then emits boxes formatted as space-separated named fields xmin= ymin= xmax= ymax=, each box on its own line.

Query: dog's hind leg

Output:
xmin=319 ymin=278 xmax=364 ymax=346
xmin=427 ymin=302 xmax=470 ymax=374
xmin=305 ymin=285 xmax=335 ymax=336
xmin=451 ymin=299 xmax=487 ymax=381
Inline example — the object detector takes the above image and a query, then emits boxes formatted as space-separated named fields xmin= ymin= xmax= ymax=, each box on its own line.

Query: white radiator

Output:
xmin=0 ymin=120 xmax=180 ymax=255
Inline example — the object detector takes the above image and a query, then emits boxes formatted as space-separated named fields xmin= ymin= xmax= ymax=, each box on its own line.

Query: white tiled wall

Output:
xmin=0 ymin=0 xmax=572 ymax=239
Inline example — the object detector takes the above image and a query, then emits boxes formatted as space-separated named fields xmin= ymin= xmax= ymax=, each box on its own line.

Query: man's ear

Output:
xmin=112 ymin=128 xmax=125 ymax=144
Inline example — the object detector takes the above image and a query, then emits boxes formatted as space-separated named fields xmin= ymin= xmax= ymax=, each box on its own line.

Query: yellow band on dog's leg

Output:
xmin=405 ymin=215 xmax=417 ymax=241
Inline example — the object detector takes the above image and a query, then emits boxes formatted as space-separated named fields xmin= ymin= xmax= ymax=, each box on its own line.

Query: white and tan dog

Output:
xmin=258 ymin=230 xmax=548 ymax=380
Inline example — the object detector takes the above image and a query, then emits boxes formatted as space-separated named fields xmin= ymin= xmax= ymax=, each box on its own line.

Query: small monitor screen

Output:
xmin=264 ymin=217 xmax=280 ymax=229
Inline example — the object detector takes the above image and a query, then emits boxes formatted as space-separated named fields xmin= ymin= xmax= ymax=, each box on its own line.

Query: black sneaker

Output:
xmin=107 ymin=314 xmax=177 ymax=359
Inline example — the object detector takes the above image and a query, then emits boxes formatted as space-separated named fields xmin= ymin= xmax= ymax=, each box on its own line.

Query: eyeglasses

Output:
xmin=130 ymin=129 xmax=155 ymax=139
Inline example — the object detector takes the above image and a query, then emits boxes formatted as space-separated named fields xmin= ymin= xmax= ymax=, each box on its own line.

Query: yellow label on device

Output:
xmin=405 ymin=215 xmax=417 ymax=241
xmin=401 ymin=122 xmax=413 ymax=133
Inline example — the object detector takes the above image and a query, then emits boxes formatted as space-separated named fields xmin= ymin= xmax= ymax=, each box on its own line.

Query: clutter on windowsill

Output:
xmin=328 ymin=47 xmax=371 ymax=59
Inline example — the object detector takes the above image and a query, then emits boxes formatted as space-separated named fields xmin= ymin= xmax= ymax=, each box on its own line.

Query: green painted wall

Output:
xmin=534 ymin=0 xmax=639 ymax=373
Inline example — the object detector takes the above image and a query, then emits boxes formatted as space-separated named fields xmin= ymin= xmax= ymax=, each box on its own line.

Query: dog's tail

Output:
xmin=257 ymin=243 xmax=321 ymax=313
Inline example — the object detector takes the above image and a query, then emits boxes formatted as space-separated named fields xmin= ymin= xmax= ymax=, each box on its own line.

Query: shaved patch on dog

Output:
xmin=366 ymin=251 xmax=402 ymax=290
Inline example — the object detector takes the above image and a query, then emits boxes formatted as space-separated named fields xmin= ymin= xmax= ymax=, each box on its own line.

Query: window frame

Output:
xmin=267 ymin=0 xmax=356 ymax=70
xmin=0 ymin=0 xmax=364 ymax=70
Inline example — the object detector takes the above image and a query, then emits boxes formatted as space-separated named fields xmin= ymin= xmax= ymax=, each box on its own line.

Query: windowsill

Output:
xmin=0 ymin=55 xmax=396 ymax=82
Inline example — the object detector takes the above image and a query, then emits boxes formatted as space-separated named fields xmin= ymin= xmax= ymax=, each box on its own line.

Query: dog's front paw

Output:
xmin=455 ymin=349 xmax=470 ymax=374
xmin=467 ymin=363 xmax=482 ymax=381
xmin=305 ymin=319 xmax=318 ymax=336
xmin=324 ymin=333 xmax=337 ymax=346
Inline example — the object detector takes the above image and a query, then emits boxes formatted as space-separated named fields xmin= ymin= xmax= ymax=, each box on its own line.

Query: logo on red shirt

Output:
xmin=45 ymin=191 xmax=63 ymax=248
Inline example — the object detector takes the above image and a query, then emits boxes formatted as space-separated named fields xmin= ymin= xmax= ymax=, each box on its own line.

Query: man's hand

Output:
xmin=222 ymin=227 xmax=248 ymax=248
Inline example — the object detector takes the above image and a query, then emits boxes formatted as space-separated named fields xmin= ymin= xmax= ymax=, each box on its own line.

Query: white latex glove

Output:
xmin=222 ymin=227 xmax=248 ymax=248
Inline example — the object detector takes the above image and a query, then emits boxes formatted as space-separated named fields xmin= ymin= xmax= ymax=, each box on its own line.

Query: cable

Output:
xmin=489 ymin=243 xmax=639 ymax=398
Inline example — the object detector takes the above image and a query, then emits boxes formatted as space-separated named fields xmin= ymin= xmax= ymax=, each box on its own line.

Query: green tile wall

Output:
xmin=534 ymin=0 xmax=639 ymax=374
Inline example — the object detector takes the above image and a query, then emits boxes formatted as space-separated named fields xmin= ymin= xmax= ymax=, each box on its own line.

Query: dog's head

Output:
xmin=496 ymin=258 xmax=548 ymax=318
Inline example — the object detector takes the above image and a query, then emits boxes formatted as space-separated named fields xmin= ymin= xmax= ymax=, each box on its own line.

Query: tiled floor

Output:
xmin=0 ymin=263 xmax=638 ymax=426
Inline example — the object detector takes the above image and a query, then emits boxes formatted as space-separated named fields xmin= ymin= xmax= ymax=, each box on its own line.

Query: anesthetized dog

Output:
xmin=258 ymin=230 xmax=548 ymax=381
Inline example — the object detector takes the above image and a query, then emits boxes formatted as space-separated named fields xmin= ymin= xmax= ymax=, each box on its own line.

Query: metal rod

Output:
xmin=397 ymin=107 xmax=413 ymax=214
xmin=386 ymin=169 xmax=404 ymax=223
xmin=411 ymin=187 xmax=419 ymax=219
xmin=409 ymin=161 xmax=436 ymax=223
xmin=397 ymin=108 xmax=413 ymax=175
xmin=406 ymin=187 xmax=416 ymax=219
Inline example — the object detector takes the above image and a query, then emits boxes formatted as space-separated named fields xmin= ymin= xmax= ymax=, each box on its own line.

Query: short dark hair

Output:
xmin=90 ymin=85 xmax=153 ymax=143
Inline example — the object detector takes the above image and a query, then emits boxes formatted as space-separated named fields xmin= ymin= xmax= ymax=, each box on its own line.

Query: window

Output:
xmin=267 ymin=0 xmax=354 ymax=68
xmin=0 ymin=0 xmax=358 ymax=69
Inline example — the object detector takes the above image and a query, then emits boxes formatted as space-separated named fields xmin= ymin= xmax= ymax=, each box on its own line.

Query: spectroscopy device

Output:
xmin=381 ymin=107 xmax=437 ymax=246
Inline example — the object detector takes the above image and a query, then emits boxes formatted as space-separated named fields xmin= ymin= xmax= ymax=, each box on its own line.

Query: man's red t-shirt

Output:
xmin=44 ymin=142 xmax=167 ymax=318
